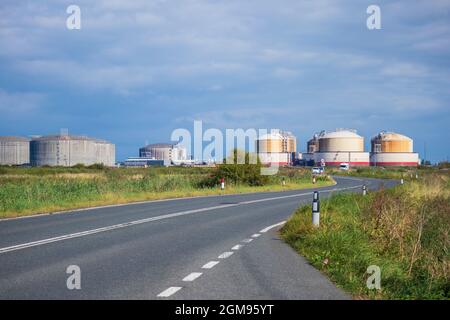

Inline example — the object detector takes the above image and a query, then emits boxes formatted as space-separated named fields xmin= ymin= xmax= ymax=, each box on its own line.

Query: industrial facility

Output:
xmin=300 ymin=129 xmax=419 ymax=168
xmin=301 ymin=129 xmax=370 ymax=167
xmin=30 ymin=134 xmax=115 ymax=167
xmin=0 ymin=136 xmax=30 ymax=165
xmin=370 ymin=131 xmax=419 ymax=166
xmin=256 ymin=130 xmax=297 ymax=165
xmin=139 ymin=143 xmax=188 ymax=165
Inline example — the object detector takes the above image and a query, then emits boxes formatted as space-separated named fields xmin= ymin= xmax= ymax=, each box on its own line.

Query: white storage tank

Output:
xmin=30 ymin=135 xmax=115 ymax=167
xmin=315 ymin=129 xmax=369 ymax=166
xmin=0 ymin=136 xmax=30 ymax=165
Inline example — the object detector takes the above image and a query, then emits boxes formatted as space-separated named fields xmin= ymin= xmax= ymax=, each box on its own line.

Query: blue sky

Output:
xmin=0 ymin=0 xmax=449 ymax=162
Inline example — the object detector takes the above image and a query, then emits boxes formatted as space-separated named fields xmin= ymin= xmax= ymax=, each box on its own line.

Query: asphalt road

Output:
xmin=0 ymin=176 xmax=396 ymax=299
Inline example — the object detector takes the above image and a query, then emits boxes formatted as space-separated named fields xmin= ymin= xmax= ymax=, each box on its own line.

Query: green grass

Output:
xmin=280 ymin=172 xmax=449 ymax=299
xmin=0 ymin=166 xmax=333 ymax=218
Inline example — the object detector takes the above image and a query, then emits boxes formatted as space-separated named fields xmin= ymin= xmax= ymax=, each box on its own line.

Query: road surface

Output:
xmin=0 ymin=176 xmax=396 ymax=299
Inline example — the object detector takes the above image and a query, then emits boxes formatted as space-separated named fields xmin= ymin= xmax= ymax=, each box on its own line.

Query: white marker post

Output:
xmin=312 ymin=191 xmax=320 ymax=227
xmin=362 ymin=185 xmax=367 ymax=196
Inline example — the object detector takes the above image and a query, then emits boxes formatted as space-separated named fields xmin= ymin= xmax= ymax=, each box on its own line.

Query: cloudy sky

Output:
xmin=0 ymin=0 xmax=449 ymax=162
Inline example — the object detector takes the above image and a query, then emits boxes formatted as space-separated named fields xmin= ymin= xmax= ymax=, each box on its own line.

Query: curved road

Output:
xmin=0 ymin=176 xmax=396 ymax=299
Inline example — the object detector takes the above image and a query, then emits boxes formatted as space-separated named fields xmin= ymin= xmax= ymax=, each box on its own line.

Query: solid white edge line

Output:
xmin=182 ymin=272 xmax=203 ymax=282
xmin=260 ymin=221 xmax=287 ymax=233
xmin=157 ymin=286 xmax=182 ymax=297
xmin=202 ymin=261 xmax=220 ymax=269
xmin=0 ymin=184 xmax=363 ymax=254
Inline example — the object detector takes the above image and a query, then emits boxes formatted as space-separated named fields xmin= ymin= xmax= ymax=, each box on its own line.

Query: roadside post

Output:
xmin=312 ymin=176 xmax=316 ymax=184
xmin=362 ymin=185 xmax=367 ymax=196
xmin=282 ymin=178 xmax=286 ymax=187
xmin=220 ymin=177 xmax=225 ymax=190
xmin=312 ymin=191 xmax=320 ymax=227
xmin=400 ymin=178 xmax=404 ymax=185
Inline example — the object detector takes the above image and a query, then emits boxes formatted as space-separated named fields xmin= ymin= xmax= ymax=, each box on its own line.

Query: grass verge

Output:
xmin=0 ymin=167 xmax=333 ymax=219
xmin=280 ymin=172 xmax=449 ymax=299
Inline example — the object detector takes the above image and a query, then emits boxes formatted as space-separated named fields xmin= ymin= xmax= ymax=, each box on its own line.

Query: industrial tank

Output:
xmin=319 ymin=130 xmax=364 ymax=152
xmin=139 ymin=143 xmax=187 ymax=162
xmin=30 ymin=135 xmax=115 ymax=167
xmin=0 ymin=136 xmax=30 ymax=165
xmin=371 ymin=132 xmax=413 ymax=153
xmin=315 ymin=129 xmax=369 ymax=166
xmin=256 ymin=130 xmax=297 ymax=165
xmin=370 ymin=132 xmax=418 ymax=167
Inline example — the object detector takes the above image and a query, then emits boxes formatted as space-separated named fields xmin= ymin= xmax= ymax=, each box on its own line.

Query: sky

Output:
xmin=0 ymin=0 xmax=449 ymax=162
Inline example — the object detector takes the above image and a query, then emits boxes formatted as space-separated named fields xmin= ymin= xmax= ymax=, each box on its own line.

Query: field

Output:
xmin=0 ymin=165 xmax=333 ymax=219
xmin=281 ymin=170 xmax=449 ymax=299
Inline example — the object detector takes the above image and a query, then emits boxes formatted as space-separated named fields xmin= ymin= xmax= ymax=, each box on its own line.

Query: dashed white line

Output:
xmin=259 ymin=221 xmax=287 ymax=233
xmin=218 ymin=251 xmax=234 ymax=259
xmin=242 ymin=238 xmax=253 ymax=243
xmin=232 ymin=244 xmax=243 ymax=250
xmin=251 ymin=233 xmax=261 ymax=238
xmin=182 ymin=272 xmax=203 ymax=282
xmin=157 ymin=286 xmax=182 ymax=297
xmin=202 ymin=261 xmax=220 ymax=269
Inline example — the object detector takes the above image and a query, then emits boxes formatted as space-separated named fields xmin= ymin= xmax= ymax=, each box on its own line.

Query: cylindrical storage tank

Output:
xmin=307 ymin=137 xmax=319 ymax=153
xmin=319 ymin=130 xmax=364 ymax=152
xmin=30 ymin=135 xmax=115 ymax=167
xmin=371 ymin=132 xmax=413 ymax=153
xmin=0 ymin=136 xmax=30 ymax=165
xmin=139 ymin=143 xmax=174 ymax=161
xmin=314 ymin=152 xmax=370 ymax=166
xmin=256 ymin=133 xmax=283 ymax=153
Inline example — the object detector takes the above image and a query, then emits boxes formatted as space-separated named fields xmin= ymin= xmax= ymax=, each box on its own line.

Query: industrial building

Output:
xmin=139 ymin=143 xmax=188 ymax=165
xmin=0 ymin=136 xmax=30 ymax=165
xmin=256 ymin=130 xmax=297 ymax=165
xmin=370 ymin=131 xmax=419 ymax=166
xmin=122 ymin=157 xmax=168 ymax=167
xmin=30 ymin=134 xmax=115 ymax=167
xmin=312 ymin=129 xmax=370 ymax=167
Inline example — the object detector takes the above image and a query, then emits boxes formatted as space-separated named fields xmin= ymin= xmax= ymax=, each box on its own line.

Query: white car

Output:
xmin=339 ymin=163 xmax=350 ymax=170
xmin=312 ymin=167 xmax=324 ymax=174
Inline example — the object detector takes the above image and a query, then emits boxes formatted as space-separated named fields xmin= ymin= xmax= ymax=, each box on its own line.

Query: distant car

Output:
xmin=312 ymin=167 xmax=324 ymax=174
xmin=339 ymin=163 xmax=350 ymax=171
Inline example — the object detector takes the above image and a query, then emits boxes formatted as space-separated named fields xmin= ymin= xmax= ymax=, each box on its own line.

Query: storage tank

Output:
xmin=139 ymin=143 xmax=187 ymax=163
xmin=256 ymin=130 xmax=297 ymax=165
xmin=0 ymin=136 xmax=30 ymax=165
xmin=319 ymin=129 xmax=364 ymax=152
xmin=30 ymin=135 xmax=115 ymax=167
xmin=314 ymin=129 xmax=369 ymax=166
xmin=370 ymin=132 xmax=418 ymax=167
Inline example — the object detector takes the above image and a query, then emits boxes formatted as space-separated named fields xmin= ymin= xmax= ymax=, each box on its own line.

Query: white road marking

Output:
xmin=260 ymin=221 xmax=287 ymax=233
xmin=218 ymin=251 xmax=234 ymax=259
xmin=232 ymin=244 xmax=243 ymax=250
xmin=157 ymin=286 xmax=182 ymax=297
xmin=251 ymin=233 xmax=261 ymax=238
xmin=202 ymin=261 xmax=220 ymax=269
xmin=182 ymin=272 xmax=203 ymax=282
xmin=242 ymin=238 xmax=253 ymax=243
xmin=0 ymin=184 xmax=363 ymax=254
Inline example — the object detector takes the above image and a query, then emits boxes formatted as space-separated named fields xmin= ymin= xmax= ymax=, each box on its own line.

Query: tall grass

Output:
xmin=281 ymin=172 xmax=449 ymax=299
xmin=0 ymin=166 xmax=333 ymax=218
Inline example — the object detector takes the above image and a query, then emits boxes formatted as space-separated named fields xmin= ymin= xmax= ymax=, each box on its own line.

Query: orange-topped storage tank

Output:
xmin=370 ymin=131 xmax=418 ymax=167
xmin=371 ymin=132 xmax=413 ymax=153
